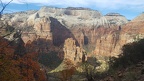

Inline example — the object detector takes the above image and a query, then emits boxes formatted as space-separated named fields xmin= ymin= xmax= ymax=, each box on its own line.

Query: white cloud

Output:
xmin=2 ymin=0 xmax=144 ymax=10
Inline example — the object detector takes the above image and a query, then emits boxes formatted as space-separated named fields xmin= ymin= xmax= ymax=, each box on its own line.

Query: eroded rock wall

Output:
xmin=63 ymin=38 xmax=87 ymax=63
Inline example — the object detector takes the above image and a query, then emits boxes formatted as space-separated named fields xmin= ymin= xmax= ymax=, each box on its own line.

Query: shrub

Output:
xmin=110 ymin=39 xmax=144 ymax=68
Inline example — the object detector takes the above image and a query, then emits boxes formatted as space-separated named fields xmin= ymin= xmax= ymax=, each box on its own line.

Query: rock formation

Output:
xmin=93 ymin=13 xmax=144 ymax=56
xmin=63 ymin=38 xmax=87 ymax=64
xmin=1 ymin=6 xmax=131 ymax=60
xmin=22 ymin=16 xmax=52 ymax=44
xmin=105 ymin=13 xmax=128 ymax=26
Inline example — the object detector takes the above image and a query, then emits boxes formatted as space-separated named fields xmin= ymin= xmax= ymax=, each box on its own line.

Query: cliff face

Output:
xmin=105 ymin=13 xmax=128 ymax=26
xmin=93 ymin=28 xmax=128 ymax=56
xmin=93 ymin=15 xmax=144 ymax=56
xmin=63 ymin=38 xmax=87 ymax=63
xmin=1 ymin=6 xmax=132 ymax=61
xmin=22 ymin=16 xmax=52 ymax=44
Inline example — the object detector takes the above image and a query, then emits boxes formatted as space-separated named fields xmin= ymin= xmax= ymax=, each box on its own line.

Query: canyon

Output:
xmin=1 ymin=6 xmax=144 ymax=65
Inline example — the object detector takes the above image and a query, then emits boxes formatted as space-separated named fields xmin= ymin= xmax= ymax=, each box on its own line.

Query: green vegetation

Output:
xmin=110 ymin=39 xmax=144 ymax=68
xmin=38 ymin=51 xmax=63 ymax=69
xmin=101 ymin=38 xmax=144 ymax=81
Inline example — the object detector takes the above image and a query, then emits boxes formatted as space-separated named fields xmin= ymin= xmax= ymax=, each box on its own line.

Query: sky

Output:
xmin=1 ymin=0 xmax=144 ymax=20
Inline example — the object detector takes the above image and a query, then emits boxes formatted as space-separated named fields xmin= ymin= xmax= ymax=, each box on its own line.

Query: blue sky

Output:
xmin=1 ymin=0 xmax=144 ymax=20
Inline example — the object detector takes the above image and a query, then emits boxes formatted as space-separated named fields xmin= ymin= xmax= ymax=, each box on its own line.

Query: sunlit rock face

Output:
xmin=37 ymin=6 xmax=109 ymax=28
xmin=105 ymin=13 xmax=128 ymax=26
xmin=22 ymin=16 xmax=52 ymax=44
xmin=93 ymin=28 xmax=130 ymax=56
xmin=33 ymin=17 xmax=52 ymax=39
xmin=93 ymin=13 xmax=144 ymax=57
xmin=63 ymin=38 xmax=87 ymax=64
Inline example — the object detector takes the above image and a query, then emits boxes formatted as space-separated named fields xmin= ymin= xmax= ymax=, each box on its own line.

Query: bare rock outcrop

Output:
xmin=22 ymin=16 xmax=52 ymax=44
xmin=37 ymin=6 xmax=109 ymax=28
xmin=63 ymin=38 xmax=87 ymax=64
xmin=105 ymin=13 xmax=128 ymax=26
xmin=93 ymin=13 xmax=144 ymax=56
xmin=34 ymin=16 xmax=52 ymax=39
xmin=27 ymin=12 xmax=40 ymax=26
